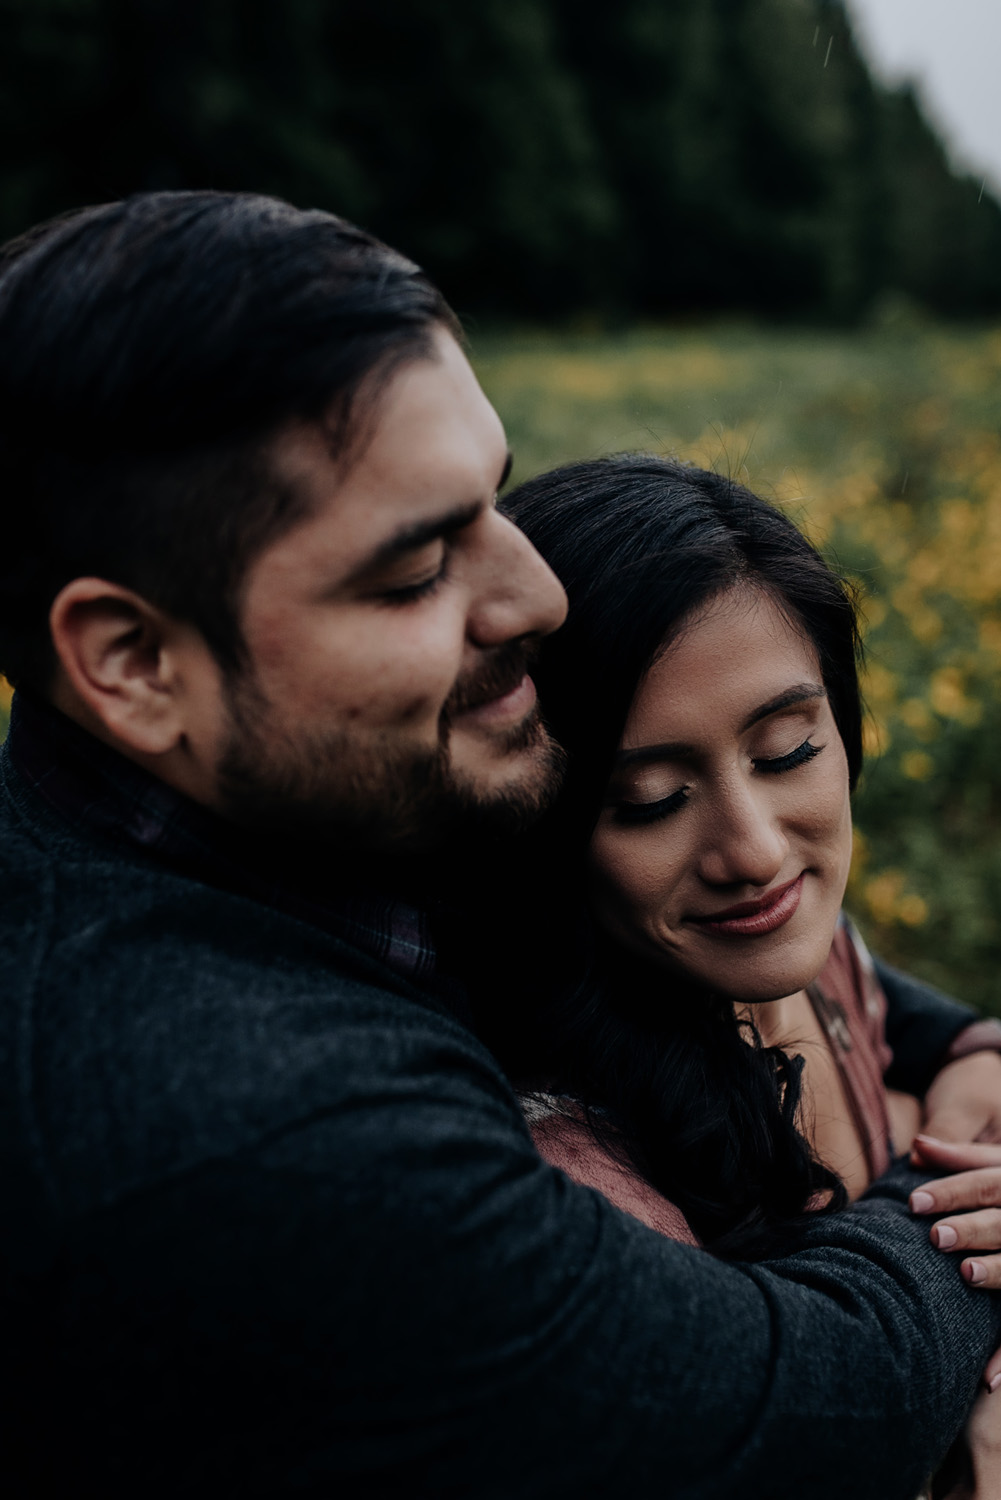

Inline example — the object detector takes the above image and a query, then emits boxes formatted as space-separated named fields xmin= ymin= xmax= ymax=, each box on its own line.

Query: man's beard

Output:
xmin=215 ymin=642 xmax=566 ymax=854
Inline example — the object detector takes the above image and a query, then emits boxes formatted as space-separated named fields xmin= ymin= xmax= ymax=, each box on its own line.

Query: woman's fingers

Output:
xmin=926 ymin=1210 xmax=1001 ymax=1287
xmin=909 ymin=1157 xmax=1001 ymax=1294
xmin=929 ymin=1211 xmax=1001 ymax=1254
xmin=956 ymin=1254 xmax=1001 ymax=1289
xmin=983 ymin=1346 xmax=1001 ymax=1394
xmin=910 ymin=1166 xmax=1001 ymax=1216
xmin=910 ymin=1136 xmax=1001 ymax=1171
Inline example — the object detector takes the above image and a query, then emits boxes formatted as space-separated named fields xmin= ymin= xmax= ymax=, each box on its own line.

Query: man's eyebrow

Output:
xmin=352 ymin=501 xmax=484 ymax=577
xmin=614 ymin=684 xmax=827 ymax=769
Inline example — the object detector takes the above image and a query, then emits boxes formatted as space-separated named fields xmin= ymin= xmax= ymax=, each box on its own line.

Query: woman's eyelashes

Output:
xmin=612 ymin=785 xmax=690 ymax=826
xmin=610 ymin=739 xmax=824 ymax=826
xmin=753 ymin=738 xmax=823 ymax=774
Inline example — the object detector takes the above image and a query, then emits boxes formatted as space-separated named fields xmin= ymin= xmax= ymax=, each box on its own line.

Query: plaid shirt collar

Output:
xmin=6 ymin=691 xmax=456 ymax=996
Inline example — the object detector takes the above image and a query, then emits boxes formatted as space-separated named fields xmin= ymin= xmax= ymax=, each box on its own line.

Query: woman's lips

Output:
xmin=688 ymin=874 xmax=805 ymax=937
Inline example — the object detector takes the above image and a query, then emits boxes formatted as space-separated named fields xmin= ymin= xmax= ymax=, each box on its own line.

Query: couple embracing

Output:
xmin=3 ymin=191 xmax=1001 ymax=1498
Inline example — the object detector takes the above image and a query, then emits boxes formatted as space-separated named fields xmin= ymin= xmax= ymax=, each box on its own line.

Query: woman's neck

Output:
xmin=741 ymin=993 xmax=808 ymax=1050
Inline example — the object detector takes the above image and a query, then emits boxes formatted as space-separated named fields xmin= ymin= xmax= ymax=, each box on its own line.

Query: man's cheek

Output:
xmin=337 ymin=660 xmax=456 ymax=732
xmin=286 ymin=611 xmax=464 ymax=730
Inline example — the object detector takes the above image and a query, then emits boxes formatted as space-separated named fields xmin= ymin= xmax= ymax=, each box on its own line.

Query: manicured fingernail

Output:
xmin=915 ymin=1135 xmax=944 ymax=1146
xmin=910 ymin=1191 xmax=935 ymax=1214
xmin=933 ymin=1224 xmax=958 ymax=1250
xmin=965 ymin=1261 xmax=987 ymax=1285
xmin=988 ymin=1373 xmax=1001 ymax=1394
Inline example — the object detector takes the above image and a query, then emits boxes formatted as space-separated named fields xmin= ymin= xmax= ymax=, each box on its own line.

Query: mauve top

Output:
xmin=528 ymin=916 xmax=893 ymax=1245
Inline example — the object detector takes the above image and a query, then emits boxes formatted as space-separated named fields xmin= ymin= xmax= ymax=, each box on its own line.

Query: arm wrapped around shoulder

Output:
xmin=9 ymin=998 xmax=998 ymax=1500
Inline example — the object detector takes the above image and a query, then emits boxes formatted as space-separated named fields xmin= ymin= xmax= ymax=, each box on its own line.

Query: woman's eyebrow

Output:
xmin=615 ymin=741 xmax=695 ymax=769
xmin=740 ymin=683 xmax=827 ymax=732
xmin=615 ymin=684 xmax=828 ymax=769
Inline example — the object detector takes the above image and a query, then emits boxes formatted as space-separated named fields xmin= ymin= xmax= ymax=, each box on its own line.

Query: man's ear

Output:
xmin=48 ymin=577 xmax=198 ymax=756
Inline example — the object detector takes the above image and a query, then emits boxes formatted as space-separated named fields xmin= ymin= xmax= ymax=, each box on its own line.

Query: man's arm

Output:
xmin=875 ymin=956 xmax=1001 ymax=1147
xmin=876 ymin=955 xmax=982 ymax=1094
xmin=18 ymin=1004 xmax=999 ymax=1500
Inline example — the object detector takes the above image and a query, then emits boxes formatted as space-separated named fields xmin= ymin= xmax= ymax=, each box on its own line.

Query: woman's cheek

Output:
xmin=817 ymin=762 xmax=854 ymax=887
xmin=588 ymin=825 xmax=678 ymax=939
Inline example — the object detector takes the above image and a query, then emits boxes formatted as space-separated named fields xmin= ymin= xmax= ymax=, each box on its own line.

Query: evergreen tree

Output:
xmin=0 ymin=0 xmax=997 ymax=318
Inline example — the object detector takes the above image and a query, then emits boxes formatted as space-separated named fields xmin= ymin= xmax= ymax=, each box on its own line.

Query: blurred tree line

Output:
xmin=1 ymin=0 xmax=998 ymax=320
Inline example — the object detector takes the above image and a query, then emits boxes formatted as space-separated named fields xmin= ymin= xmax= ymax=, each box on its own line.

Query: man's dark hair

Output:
xmin=0 ymin=191 xmax=458 ymax=688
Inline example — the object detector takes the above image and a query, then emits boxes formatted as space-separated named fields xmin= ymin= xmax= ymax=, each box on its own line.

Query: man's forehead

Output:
xmin=269 ymin=337 xmax=507 ymax=524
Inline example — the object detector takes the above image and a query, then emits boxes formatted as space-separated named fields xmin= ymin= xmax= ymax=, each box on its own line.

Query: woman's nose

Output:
xmin=696 ymin=783 xmax=789 ymax=889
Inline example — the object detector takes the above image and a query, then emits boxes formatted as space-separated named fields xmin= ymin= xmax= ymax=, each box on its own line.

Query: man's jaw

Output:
xmin=441 ymin=639 xmax=559 ymax=796
xmin=214 ymin=644 xmax=565 ymax=855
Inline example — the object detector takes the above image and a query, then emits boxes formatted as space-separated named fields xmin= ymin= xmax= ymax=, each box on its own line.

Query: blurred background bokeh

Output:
xmin=1 ymin=0 xmax=1000 ymax=1008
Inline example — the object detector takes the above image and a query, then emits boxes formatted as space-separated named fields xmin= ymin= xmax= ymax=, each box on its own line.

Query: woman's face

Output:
xmin=588 ymin=585 xmax=853 ymax=1003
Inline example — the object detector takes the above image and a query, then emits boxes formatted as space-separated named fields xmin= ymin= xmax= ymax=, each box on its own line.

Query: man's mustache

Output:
xmin=442 ymin=640 xmax=540 ymax=720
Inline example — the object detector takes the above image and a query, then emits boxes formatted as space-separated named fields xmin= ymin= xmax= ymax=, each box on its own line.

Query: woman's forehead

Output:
xmin=622 ymin=586 xmax=824 ymax=745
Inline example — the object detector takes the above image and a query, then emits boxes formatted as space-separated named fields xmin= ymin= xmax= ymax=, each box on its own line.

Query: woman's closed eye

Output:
xmin=611 ymin=784 xmax=690 ymax=826
xmin=753 ymin=738 xmax=824 ymax=774
xmin=609 ymin=739 xmax=823 ymax=826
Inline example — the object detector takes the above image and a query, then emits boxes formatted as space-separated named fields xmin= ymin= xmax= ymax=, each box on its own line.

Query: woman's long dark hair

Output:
xmin=473 ymin=454 xmax=864 ymax=1258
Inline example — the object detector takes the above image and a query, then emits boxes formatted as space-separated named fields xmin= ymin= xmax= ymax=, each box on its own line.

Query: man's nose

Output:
xmin=465 ymin=509 xmax=568 ymax=647
xmin=697 ymin=781 xmax=788 ymax=889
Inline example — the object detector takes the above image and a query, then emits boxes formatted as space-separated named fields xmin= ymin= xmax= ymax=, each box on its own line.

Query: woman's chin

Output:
xmin=662 ymin=899 xmax=843 ymax=1006
xmin=666 ymin=944 xmax=831 ymax=1008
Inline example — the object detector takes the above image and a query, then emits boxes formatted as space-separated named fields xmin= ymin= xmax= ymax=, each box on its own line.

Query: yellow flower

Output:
xmin=863 ymin=869 xmax=928 ymax=928
xmin=909 ymin=608 xmax=944 ymax=645
xmin=862 ymin=596 xmax=887 ymax=629
xmin=898 ymin=698 xmax=936 ymax=740
xmin=862 ymin=661 xmax=897 ymax=709
xmin=906 ymin=551 xmax=941 ymax=589
xmin=929 ymin=666 xmax=982 ymax=725
xmin=901 ymin=750 xmax=934 ymax=782
xmin=864 ymin=870 xmax=907 ymax=925
xmin=897 ymin=893 xmax=929 ymax=928
xmin=861 ymin=717 xmax=889 ymax=757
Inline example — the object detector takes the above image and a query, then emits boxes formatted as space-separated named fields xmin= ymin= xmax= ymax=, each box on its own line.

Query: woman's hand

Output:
xmin=910 ymin=1137 xmax=1001 ymax=1392
xmin=910 ymin=1138 xmax=1001 ymax=1295
xmin=908 ymin=1053 xmax=1001 ymax=1496
xmin=934 ymin=1386 xmax=1001 ymax=1499
xmin=921 ymin=1053 xmax=1001 ymax=1148
xmin=904 ymin=1050 xmax=1001 ymax=1301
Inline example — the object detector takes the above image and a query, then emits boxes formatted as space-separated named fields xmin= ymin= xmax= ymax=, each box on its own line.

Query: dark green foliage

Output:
xmin=0 ymin=0 xmax=998 ymax=317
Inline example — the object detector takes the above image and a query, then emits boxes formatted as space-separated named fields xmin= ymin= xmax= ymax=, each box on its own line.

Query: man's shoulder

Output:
xmin=0 ymin=781 xmax=515 ymax=1242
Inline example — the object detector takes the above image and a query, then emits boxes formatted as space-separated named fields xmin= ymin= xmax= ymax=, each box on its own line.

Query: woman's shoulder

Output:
xmin=818 ymin=913 xmax=890 ymax=1042
xmin=524 ymin=1093 xmax=700 ymax=1246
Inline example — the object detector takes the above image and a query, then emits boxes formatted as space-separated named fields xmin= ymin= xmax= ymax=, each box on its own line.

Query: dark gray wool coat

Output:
xmin=1 ymin=725 xmax=998 ymax=1499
